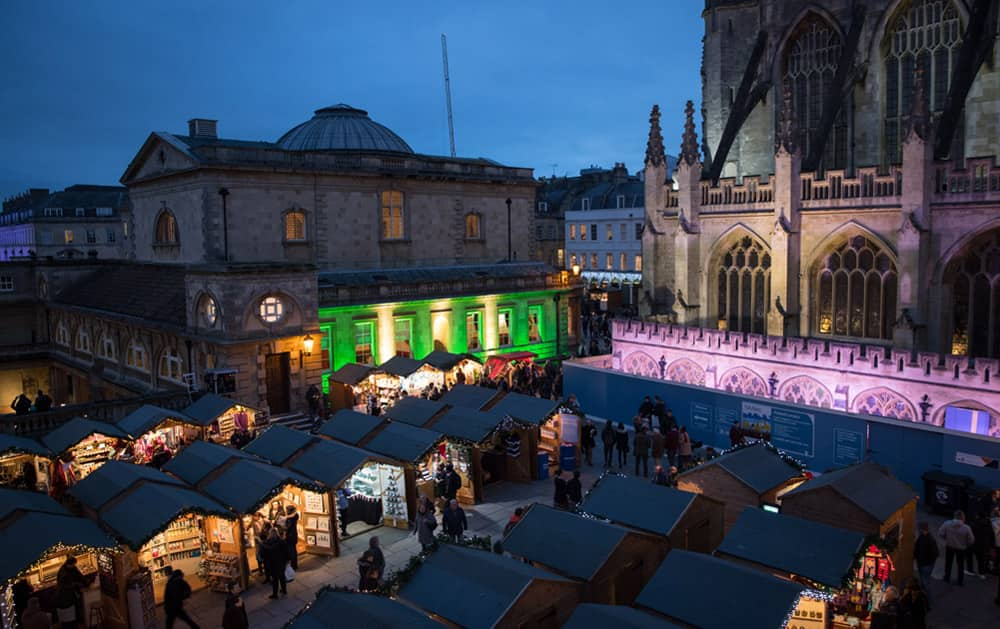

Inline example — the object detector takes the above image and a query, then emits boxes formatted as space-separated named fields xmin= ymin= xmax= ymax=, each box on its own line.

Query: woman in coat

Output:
xmin=677 ymin=426 xmax=693 ymax=470
xmin=260 ymin=528 xmax=289 ymax=599
xmin=413 ymin=501 xmax=438 ymax=551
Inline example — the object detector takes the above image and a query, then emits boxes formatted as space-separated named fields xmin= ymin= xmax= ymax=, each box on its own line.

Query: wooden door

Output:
xmin=265 ymin=353 xmax=290 ymax=414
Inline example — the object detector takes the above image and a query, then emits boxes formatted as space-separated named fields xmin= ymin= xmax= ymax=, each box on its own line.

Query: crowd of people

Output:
xmin=8 ymin=389 xmax=53 ymax=415
xmin=249 ymin=504 xmax=301 ymax=601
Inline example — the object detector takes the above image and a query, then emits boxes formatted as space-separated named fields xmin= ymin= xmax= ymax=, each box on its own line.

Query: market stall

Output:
xmin=375 ymin=356 xmax=443 ymax=397
xmin=327 ymin=363 xmax=374 ymax=413
xmin=439 ymin=384 xmax=501 ymax=410
xmin=182 ymin=394 xmax=257 ymax=445
xmin=0 ymin=488 xmax=119 ymax=629
xmin=504 ymin=504 xmax=667 ymax=605
xmin=117 ymin=405 xmax=205 ymax=465
xmin=489 ymin=392 xmax=562 ymax=480
xmin=41 ymin=417 xmax=129 ymax=485
xmin=287 ymin=588 xmax=441 ymax=628
xmin=676 ymin=441 xmax=809 ymax=532
xmin=383 ymin=396 xmax=448 ymax=428
xmin=420 ymin=350 xmax=481 ymax=388
xmin=69 ymin=461 xmax=242 ymax=613
xmin=0 ymin=434 xmax=52 ymax=492
xmin=483 ymin=351 xmax=537 ymax=381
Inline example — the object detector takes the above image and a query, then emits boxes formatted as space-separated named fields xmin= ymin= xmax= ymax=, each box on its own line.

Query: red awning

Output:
xmin=484 ymin=352 xmax=537 ymax=379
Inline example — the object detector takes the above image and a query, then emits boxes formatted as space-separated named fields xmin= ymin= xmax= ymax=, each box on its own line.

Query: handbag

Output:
xmin=284 ymin=564 xmax=296 ymax=582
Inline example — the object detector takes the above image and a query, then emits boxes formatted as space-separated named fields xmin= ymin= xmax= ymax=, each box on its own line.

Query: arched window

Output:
xmin=126 ymin=339 xmax=149 ymax=372
xmin=719 ymin=367 xmax=769 ymax=397
xmin=780 ymin=376 xmax=833 ymax=408
xmin=155 ymin=210 xmax=178 ymax=244
xmin=853 ymin=387 xmax=916 ymax=421
xmin=945 ymin=229 xmax=1000 ymax=358
xmin=55 ymin=321 xmax=70 ymax=346
xmin=198 ymin=294 xmax=219 ymax=328
xmin=622 ymin=352 xmax=659 ymax=378
xmin=75 ymin=327 xmax=91 ymax=354
xmin=716 ymin=235 xmax=771 ymax=334
xmin=97 ymin=334 xmax=116 ymax=361
xmin=782 ymin=14 xmax=847 ymax=169
xmin=465 ymin=212 xmax=481 ymax=240
xmin=665 ymin=358 xmax=706 ymax=387
xmin=381 ymin=191 xmax=404 ymax=240
xmin=284 ymin=209 xmax=306 ymax=241
xmin=815 ymin=235 xmax=897 ymax=340
xmin=159 ymin=349 xmax=184 ymax=383
xmin=883 ymin=0 xmax=963 ymax=164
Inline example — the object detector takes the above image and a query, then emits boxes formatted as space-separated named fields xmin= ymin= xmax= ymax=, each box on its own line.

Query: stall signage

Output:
xmin=304 ymin=491 xmax=326 ymax=514
xmin=690 ymin=403 xmax=712 ymax=430
xmin=740 ymin=402 xmax=815 ymax=458
xmin=833 ymin=428 xmax=864 ymax=466
xmin=559 ymin=413 xmax=580 ymax=444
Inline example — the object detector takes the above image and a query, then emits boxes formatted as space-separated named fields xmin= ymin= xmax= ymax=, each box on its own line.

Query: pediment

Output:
xmin=120 ymin=133 xmax=200 ymax=185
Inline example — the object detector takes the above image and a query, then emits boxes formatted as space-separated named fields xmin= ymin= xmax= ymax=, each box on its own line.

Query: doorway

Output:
xmin=265 ymin=352 xmax=290 ymax=414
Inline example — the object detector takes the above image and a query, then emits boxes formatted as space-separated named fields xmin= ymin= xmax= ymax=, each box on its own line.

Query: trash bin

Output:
xmin=921 ymin=470 xmax=974 ymax=516
xmin=559 ymin=443 xmax=576 ymax=472
xmin=537 ymin=451 xmax=549 ymax=480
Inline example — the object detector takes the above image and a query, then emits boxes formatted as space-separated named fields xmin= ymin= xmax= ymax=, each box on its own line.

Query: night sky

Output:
xmin=0 ymin=0 xmax=704 ymax=199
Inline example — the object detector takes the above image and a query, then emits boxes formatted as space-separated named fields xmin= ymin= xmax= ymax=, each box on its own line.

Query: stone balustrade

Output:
xmin=700 ymin=175 xmax=774 ymax=209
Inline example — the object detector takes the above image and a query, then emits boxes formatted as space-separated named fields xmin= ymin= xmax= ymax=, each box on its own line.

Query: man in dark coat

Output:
xmin=164 ymin=569 xmax=199 ymax=629
xmin=10 ymin=393 xmax=30 ymax=415
xmin=442 ymin=499 xmax=468 ymax=542
xmin=912 ymin=522 xmax=938 ymax=603
xmin=600 ymin=422 xmax=615 ymax=468
xmin=614 ymin=423 xmax=629 ymax=469
xmin=444 ymin=463 xmax=462 ymax=501
xmin=33 ymin=390 xmax=52 ymax=412
xmin=260 ymin=528 xmax=289 ymax=599
xmin=652 ymin=396 xmax=666 ymax=428
xmin=638 ymin=396 xmax=653 ymax=419
xmin=553 ymin=469 xmax=569 ymax=509
xmin=283 ymin=505 xmax=300 ymax=570
xmin=566 ymin=470 xmax=582 ymax=505
xmin=634 ymin=428 xmax=651 ymax=477
xmin=581 ymin=419 xmax=597 ymax=466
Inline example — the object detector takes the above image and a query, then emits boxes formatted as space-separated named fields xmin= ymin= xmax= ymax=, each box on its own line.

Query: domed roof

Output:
xmin=276 ymin=104 xmax=414 ymax=153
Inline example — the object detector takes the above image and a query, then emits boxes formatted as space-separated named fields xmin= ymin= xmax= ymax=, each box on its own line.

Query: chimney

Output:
xmin=187 ymin=119 xmax=218 ymax=138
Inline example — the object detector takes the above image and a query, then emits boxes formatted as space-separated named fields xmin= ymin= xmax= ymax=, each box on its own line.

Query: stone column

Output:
xmin=642 ymin=104 xmax=668 ymax=318
xmin=769 ymin=84 xmax=802 ymax=337
xmin=671 ymin=101 xmax=704 ymax=325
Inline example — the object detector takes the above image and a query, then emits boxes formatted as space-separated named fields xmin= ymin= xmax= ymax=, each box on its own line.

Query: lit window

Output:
xmin=606 ymin=224 xmax=613 ymax=240
xmin=591 ymin=254 xmax=598 ymax=269
xmin=155 ymin=210 xmax=178 ymax=244
xmin=465 ymin=213 xmax=481 ymax=240
xmin=159 ymin=349 xmax=184 ymax=383
xmin=64 ymin=230 xmax=74 ymax=244
xmin=0 ymin=276 xmax=12 ymax=292
xmin=466 ymin=312 xmax=482 ymax=351
xmin=95 ymin=207 xmax=113 ymax=217
xmin=620 ymin=253 xmax=627 ymax=270
xmin=635 ymin=255 xmax=642 ymax=272
xmin=580 ymin=255 xmax=587 ymax=270
xmin=381 ymin=191 xmax=404 ymax=240
xmin=528 ymin=306 xmax=542 ymax=343
xmin=200 ymin=295 xmax=219 ymax=327
xmin=126 ymin=340 xmax=149 ymax=372
xmin=569 ymin=224 xmax=577 ymax=241
xmin=75 ymin=327 xmax=91 ymax=354
xmin=557 ymin=248 xmax=564 ymax=267
xmin=395 ymin=318 xmax=412 ymax=358
xmin=498 ymin=309 xmax=512 ymax=347
xmin=354 ymin=322 xmax=374 ymax=364
xmin=55 ymin=322 xmax=70 ymax=346
xmin=259 ymin=296 xmax=284 ymax=323
xmin=284 ymin=209 xmax=306 ymax=241
xmin=570 ymin=254 xmax=577 ymax=268
xmin=97 ymin=335 xmax=116 ymax=361
xmin=946 ymin=229 xmax=1000 ymax=358
xmin=580 ymin=224 xmax=587 ymax=241
xmin=606 ymin=254 xmax=613 ymax=270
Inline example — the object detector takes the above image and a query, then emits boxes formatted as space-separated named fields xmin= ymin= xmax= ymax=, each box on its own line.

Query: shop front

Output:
xmin=327 ymin=363 xmax=374 ymax=413
xmin=420 ymin=350 xmax=481 ymax=388
xmin=117 ymin=405 xmax=205 ymax=465
xmin=41 ymin=417 xmax=129 ymax=487
xmin=489 ymin=392 xmax=562 ymax=479
xmin=374 ymin=356 xmax=442 ymax=398
xmin=0 ymin=488 xmax=119 ymax=629
xmin=182 ymin=394 xmax=257 ymax=445
xmin=0 ymin=434 xmax=52 ymax=492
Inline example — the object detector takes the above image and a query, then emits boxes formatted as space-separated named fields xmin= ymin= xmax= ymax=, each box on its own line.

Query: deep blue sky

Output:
xmin=0 ymin=1 xmax=704 ymax=199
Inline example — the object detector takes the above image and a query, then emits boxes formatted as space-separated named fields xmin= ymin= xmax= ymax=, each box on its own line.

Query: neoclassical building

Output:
xmin=631 ymin=0 xmax=1000 ymax=432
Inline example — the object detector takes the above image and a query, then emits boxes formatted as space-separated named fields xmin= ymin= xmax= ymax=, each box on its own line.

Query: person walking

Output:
xmin=899 ymin=577 xmax=929 ymax=629
xmin=221 ymin=591 xmax=248 ymax=629
xmin=650 ymin=428 xmax=665 ymax=468
xmin=633 ymin=428 xmax=650 ymax=477
xmin=566 ymin=470 xmax=582 ymax=505
xmin=677 ymin=426 xmax=693 ymax=470
xmin=367 ymin=535 xmax=385 ymax=582
xmin=614 ymin=422 xmax=629 ymax=469
xmin=442 ymin=499 xmax=468 ymax=542
xmin=600 ymin=422 xmax=615 ymax=468
xmin=357 ymin=550 xmax=380 ymax=591
xmin=443 ymin=463 xmax=462 ymax=502
xmin=164 ymin=569 xmax=200 ymax=628
xmin=968 ymin=511 xmax=995 ymax=580
xmin=665 ymin=424 xmax=679 ymax=468
xmin=283 ymin=505 xmax=300 ymax=570
xmin=413 ymin=501 xmax=438 ymax=551
xmin=912 ymin=521 xmax=938 ymax=602
xmin=260 ymin=528 xmax=289 ymax=599
xmin=938 ymin=510 xmax=975 ymax=585
xmin=10 ymin=393 xmax=30 ymax=416
xmin=581 ymin=419 xmax=597 ymax=466
xmin=553 ymin=469 xmax=569 ymax=509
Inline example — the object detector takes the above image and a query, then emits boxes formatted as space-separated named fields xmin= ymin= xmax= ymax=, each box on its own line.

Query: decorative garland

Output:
xmin=6 ymin=542 xmax=122 ymax=586
xmin=700 ymin=438 xmax=807 ymax=474
xmin=116 ymin=507 xmax=234 ymax=551
xmin=572 ymin=470 xmax=625 ymax=523
xmin=282 ymin=585 xmax=360 ymax=628
xmin=434 ymin=532 xmax=492 ymax=551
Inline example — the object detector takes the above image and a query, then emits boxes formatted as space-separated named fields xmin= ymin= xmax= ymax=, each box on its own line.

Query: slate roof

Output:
xmin=421 ymin=350 xmax=475 ymax=371
xmin=244 ymin=425 xmax=316 ymax=465
xmin=363 ymin=421 xmax=442 ymax=463
xmin=184 ymin=394 xmax=241 ymax=424
xmin=0 ymin=511 xmax=118 ymax=584
xmin=383 ymin=397 xmax=447 ymax=427
xmin=377 ymin=356 xmax=425 ymax=378
xmin=287 ymin=439 xmax=378 ymax=489
xmin=42 ymin=417 xmax=127 ymax=454
xmin=635 ymin=550 xmax=803 ymax=629
xmin=0 ymin=433 xmax=51 ymax=458
xmin=317 ymin=410 xmax=385 ymax=445
xmin=489 ymin=392 xmax=560 ymax=425
xmin=680 ymin=443 xmax=803 ymax=494
xmin=117 ymin=404 xmax=200 ymax=438
xmin=70 ymin=460 xmax=184 ymax=511
xmin=400 ymin=545 xmax=570 ymax=629
xmin=782 ymin=462 xmax=917 ymax=522
xmin=328 ymin=363 xmax=374 ymax=386
xmin=163 ymin=440 xmax=257 ymax=485
xmin=430 ymin=406 xmax=506 ymax=444
xmin=716 ymin=507 xmax=864 ymax=588
xmin=0 ymin=487 xmax=68 ymax=521
xmin=318 ymin=262 xmax=556 ymax=289
xmin=288 ymin=589 xmax=440 ymax=629
xmin=54 ymin=264 xmax=187 ymax=327
xmin=44 ymin=185 xmax=128 ymax=211
xmin=99 ymin=481 xmax=233 ymax=549
xmin=200 ymin=458 xmax=321 ymax=514
xmin=439 ymin=385 xmax=500 ymax=410
xmin=579 ymin=475 xmax=698 ymax=536
xmin=503 ymin=504 xmax=628 ymax=580
xmin=565 ymin=604 xmax=683 ymax=629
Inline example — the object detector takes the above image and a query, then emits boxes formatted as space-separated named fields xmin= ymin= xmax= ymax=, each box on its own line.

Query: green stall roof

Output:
xmin=117 ymin=404 xmax=200 ymax=438
xmin=244 ymin=425 xmax=316 ymax=465
xmin=578 ymin=475 xmax=699 ymax=537
xmin=0 ymin=511 xmax=118 ymax=584
xmin=42 ymin=417 xmax=127 ymax=454
xmin=100 ymin=481 xmax=233 ymax=549
xmin=288 ymin=589 xmax=441 ymax=629
xmin=164 ymin=440 xmax=257 ymax=485
xmin=70 ymin=460 xmax=184 ymax=511
xmin=317 ymin=410 xmax=385 ymax=445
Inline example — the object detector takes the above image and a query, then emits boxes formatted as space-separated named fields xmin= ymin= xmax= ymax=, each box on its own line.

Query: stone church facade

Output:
xmin=632 ymin=0 xmax=1000 ymax=430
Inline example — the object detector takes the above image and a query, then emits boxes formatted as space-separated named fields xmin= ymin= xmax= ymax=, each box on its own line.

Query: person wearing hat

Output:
xmin=283 ymin=505 xmax=300 ymax=570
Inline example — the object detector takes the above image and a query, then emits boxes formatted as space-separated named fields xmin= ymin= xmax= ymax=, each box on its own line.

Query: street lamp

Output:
xmin=303 ymin=334 xmax=314 ymax=357
xmin=919 ymin=394 xmax=932 ymax=422
xmin=571 ymin=264 xmax=580 ymax=276
xmin=768 ymin=372 xmax=779 ymax=397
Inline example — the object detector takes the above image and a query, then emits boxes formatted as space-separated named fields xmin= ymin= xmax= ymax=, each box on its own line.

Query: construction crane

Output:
xmin=441 ymin=33 xmax=456 ymax=158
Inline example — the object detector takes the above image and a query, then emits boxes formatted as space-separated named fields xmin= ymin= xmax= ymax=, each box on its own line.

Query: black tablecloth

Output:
xmin=343 ymin=495 xmax=383 ymax=526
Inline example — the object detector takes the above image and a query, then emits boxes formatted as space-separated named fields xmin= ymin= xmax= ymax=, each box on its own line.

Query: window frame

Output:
xmin=466 ymin=311 xmax=483 ymax=351
xmin=64 ymin=230 xmax=74 ymax=244
xmin=55 ymin=322 xmax=70 ymax=346
xmin=394 ymin=317 xmax=413 ymax=358
xmin=527 ymin=305 xmax=543 ymax=343
xmin=97 ymin=334 xmax=116 ymax=361
xmin=464 ymin=212 xmax=482 ymax=241
xmin=75 ymin=327 xmax=92 ymax=355
xmin=283 ymin=208 xmax=308 ymax=242
xmin=380 ymin=190 xmax=406 ymax=241
xmin=498 ymin=308 xmax=513 ymax=347
xmin=0 ymin=276 xmax=12 ymax=292
xmin=258 ymin=296 xmax=285 ymax=324
xmin=354 ymin=321 xmax=376 ymax=365
xmin=158 ymin=349 xmax=184 ymax=384
xmin=154 ymin=209 xmax=179 ymax=245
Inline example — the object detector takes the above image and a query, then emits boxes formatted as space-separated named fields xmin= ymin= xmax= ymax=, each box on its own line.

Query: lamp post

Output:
xmin=505 ymin=198 xmax=512 ymax=262
xmin=919 ymin=394 xmax=932 ymax=423
xmin=768 ymin=372 xmax=779 ymax=397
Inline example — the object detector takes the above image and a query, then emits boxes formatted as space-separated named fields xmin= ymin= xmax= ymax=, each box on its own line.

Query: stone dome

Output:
xmin=276 ymin=104 xmax=414 ymax=153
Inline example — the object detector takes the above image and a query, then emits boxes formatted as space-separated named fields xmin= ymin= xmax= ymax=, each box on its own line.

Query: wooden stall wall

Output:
xmin=668 ymin=495 xmax=725 ymax=554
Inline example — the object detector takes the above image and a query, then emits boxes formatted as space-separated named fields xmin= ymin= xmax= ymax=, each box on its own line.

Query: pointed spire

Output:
xmin=645 ymin=104 xmax=665 ymax=168
xmin=679 ymin=100 xmax=700 ymax=166
xmin=775 ymin=81 xmax=797 ymax=154
xmin=907 ymin=61 xmax=930 ymax=140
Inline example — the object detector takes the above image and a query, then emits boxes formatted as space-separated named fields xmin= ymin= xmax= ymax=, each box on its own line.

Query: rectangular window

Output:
xmin=606 ymin=253 xmax=613 ymax=270
xmin=579 ymin=224 xmax=587 ymax=241
xmin=556 ymin=248 xmax=564 ymax=267
xmin=95 ymin=207 xmax=113 ymax=217
xmin=394 ymin=318 xmax=412 ymax=358
xmin=606 ymin=224 xmax=613 ymax=240
xmin=569 ymin=224 xmax=576 ymax=241
xmin=591 ymin=253 xmax=598 ymax=269
xmin=590 ymin=224 xmax=597 ymax=240
xmin=528 ymin=305 xmax=542 ymax=343
xmin=620 ymin=223 xmax=627 ymax=240
xmin=570 ymin=254 xmax=577 ymax=268
xmin=617 ymin=194 xmax=625 ymax=208
xmin=75 ymin=208 xmax=85 ymax=217
xmin=43 ymin=208 xmax=62 ymax=217
xmin=620 ymin=253 xmax=627 ymax=270
xmin=86 ymin=230 xmax=96 ymax=244
xmin=381 ymin=191 xmax=404 ymax=240
xmin=538 ymin=201 xmax=548 ymax=212
xmin=498 ymin=309 xmax=512 ymax=347
xmin=106 ymin=229 xmax=116 ymax=243
xmin=0 ymin=276 xmax=13 ymax=292
xmin=64 ymin=230 xmax=74 ymax=244
xmin=581 ymin=198 xmax=591 ymax=211
xmin=635 ymin=223 xmax=643 ymax=240
xmin=354 ymin=322 xmax=375 ymax=365
xmin=635 ymin=255 xmax=642 ymax=271
xmin=466 ymin=312 xmax=482 ymax=351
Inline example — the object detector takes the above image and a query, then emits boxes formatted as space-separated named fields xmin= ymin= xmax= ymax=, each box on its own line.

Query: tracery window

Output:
xmin=946 ymin=229 xmax=1000 ymax=358
xmin=716 ymin=235 xmax=771 ymax=334
xmin=780 ymin=376 xmax=833 ymax=409
xmin=97 ymin=334 xmax=116 ymax=361
xmin=126 ymin=339 xmax=149 ymax=372
xmin=884 ymin=0 xmax=963 ymax=164
xmin=719 ymin=368 xmax=768 ymax=397
xmin=782 ymin=14 xmax=846 ymax=169
xmin=816 ymin=236 xmax=897 ymax=340
xmin=665 ymin=359 xmax=706 ymax=387
xmin=853 ymin=387 xmax=916 ymax=421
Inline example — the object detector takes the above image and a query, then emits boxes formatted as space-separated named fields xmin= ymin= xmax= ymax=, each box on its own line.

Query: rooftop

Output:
xmin=782 ymin=462 xmax=917 ymax=522
xmin=276 ymin=104 xmax=414 ymax=154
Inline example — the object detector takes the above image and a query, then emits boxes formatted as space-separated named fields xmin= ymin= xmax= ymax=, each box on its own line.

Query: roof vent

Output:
xmin=187 ymin=119 xmax=218 ymax=138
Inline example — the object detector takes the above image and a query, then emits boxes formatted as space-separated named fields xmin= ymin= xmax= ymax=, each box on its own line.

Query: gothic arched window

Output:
xmin=716 ymin=235 xmax=771 ymax=334
xmin=815 ymin=235 xmax=897 ymax=340
xmin=782 ymin=14 xmax=847 ymax=170
xmin=946 ymin=229 xmax=1000 ymax=358
xmin=883 ymin=0 xmax=963 ymax=164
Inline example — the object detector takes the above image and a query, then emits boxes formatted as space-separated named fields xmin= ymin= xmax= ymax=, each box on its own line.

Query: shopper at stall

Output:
xmin=600 ymin=422 xmax=615 ymax=468
xmin=413 ymin=501 xmax=438 ymax=551
xmin=336 ymin=488 xmax=351 ymax=536
xmin=283 ymin=505 xmax=300 ymax=570
xmin=677 ymin=426 xmax=693 ymax=470
xmin=367 ymin=536 xmax=385 ymax=581
xmin=614 ymin=422 xmax=629 ymax=469
xmin=634 ymin=428 xmax=650 ymax=477
xmin=443 ymin=499 xmax=468 ymax=542
xmin=871 ymin=585 xmax=901 ymax=628
xmin=899 ymin=578 xmax=929 ymax=629
xmin=252 ymin=515 xmax=269 ymax=581
xmin=443 ymin=463 xmax=462 ymax=502
xmin=566 ymin=470 xmax=582 ymax=505
xmin=357 ymin=550 xmax=380 ymax=591
xmin=164 ymin=569 xmax=200 ymax=629
xmin=913 ymin=522 xmax=938 ymax=600
xmin=939 ymin=510 xmax=975 ymax=585
xmin=261 ymin=528 xmax=289 ymax=599
xmin=54 ymin=556 xmax=88 ymax=629
xmin=581 ymin=418 xmax=597 ymax=466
